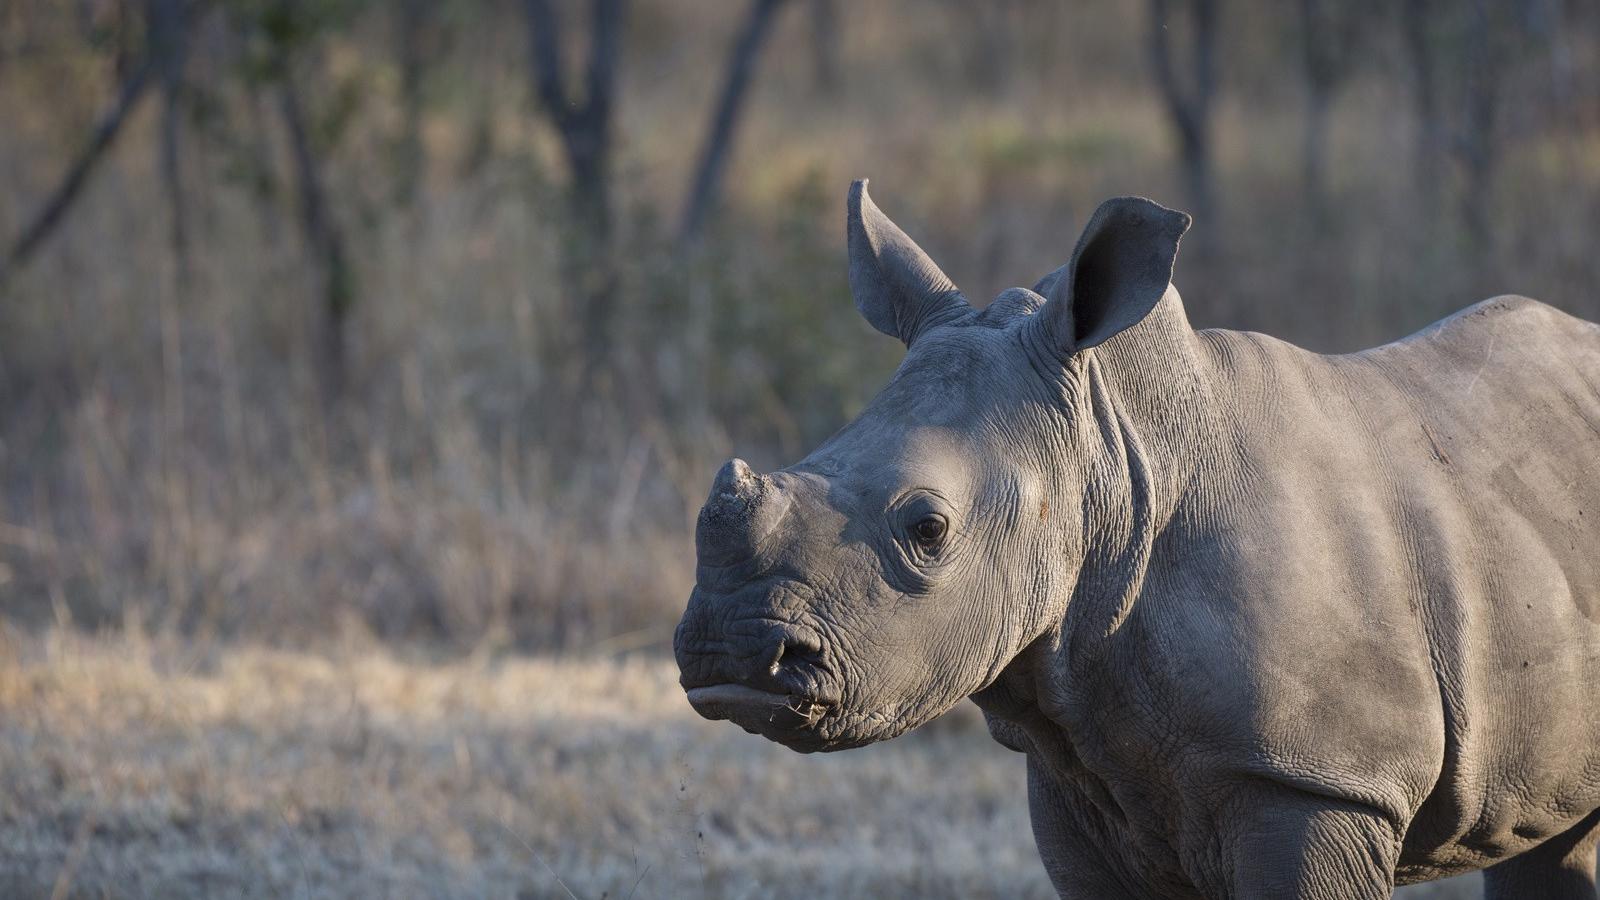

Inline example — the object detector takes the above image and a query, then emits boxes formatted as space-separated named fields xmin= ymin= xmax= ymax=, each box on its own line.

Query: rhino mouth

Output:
xmin=686 ymin=684 xmax=833 ymax=741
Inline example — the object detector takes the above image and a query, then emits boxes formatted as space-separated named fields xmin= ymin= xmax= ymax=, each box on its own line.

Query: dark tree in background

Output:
xmin=679 ymin=0 xmax=791 ymax=246
xmin=523 ymin=0 xmax=627 ymax=378
xmin=807 ymin=0 xmax=839 ymax=95
xmin=1148 ymin=0 xmax=1219 ymax=227
xmin=1400 ymin=0 xmax=1525 ymax=263
xmin=393 ymin=0 xmax=431 ymax=206
xmin=149 ymin=0 xmax=192 ymax=286
xmin=0 ymin=13 xmax=158 ymax=287
xmin=1297 ymin=0 xmax=1366 ymax=222
xmin=4 ymin=0 xmax=1600 ymax=656
xmin=947 ymin=0 xmax=1026 ymax=93
xmin=268 ymin=0 xmax=355 ymax=391
xmin=1455 ymin=0 xmax=1504 ymax=256
xmin=1401 ymin=0 xmax=1445 ymax=214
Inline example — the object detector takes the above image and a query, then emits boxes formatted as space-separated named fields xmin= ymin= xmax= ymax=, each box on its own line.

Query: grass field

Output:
xmin=0 ymin=629 xmax=1486 ymax=899
xmin=0 ymin=3 xmax=1594 ymax=897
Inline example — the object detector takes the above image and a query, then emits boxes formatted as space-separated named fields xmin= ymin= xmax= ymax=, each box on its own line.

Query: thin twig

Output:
xmin=679 ymin=0 xmax=790 ymax=244
xmin=498 ymin=817 xmax=579 ymax=900
xmin=277 ymin=805 xmax=314 ymax=899
xmin=625 ymin=863 xmax=651 ymax=900
xmin=49 ymin=810 xmax=97 ymax=900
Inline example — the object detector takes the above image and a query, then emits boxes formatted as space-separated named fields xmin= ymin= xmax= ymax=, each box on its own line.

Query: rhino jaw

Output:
xmin=686 ymin=684 xmax=832 ymax=747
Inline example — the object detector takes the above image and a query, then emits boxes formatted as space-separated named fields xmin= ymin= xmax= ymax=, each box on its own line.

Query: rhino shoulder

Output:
xmin=1397 ymin=294 xmax=1580 ymax=353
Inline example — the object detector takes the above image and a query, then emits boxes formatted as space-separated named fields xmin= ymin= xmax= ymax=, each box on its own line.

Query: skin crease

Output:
xmin=673 ymin=181 xmax=1600 ymax=899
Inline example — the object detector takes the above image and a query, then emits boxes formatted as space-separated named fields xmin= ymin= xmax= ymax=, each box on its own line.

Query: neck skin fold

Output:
xmin=974 ymin=285 xmax=1225 ymax=760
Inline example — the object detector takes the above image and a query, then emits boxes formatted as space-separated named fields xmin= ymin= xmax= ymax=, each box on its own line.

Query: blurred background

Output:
xmin=0 ymin=0 xmax=1595 ymax=896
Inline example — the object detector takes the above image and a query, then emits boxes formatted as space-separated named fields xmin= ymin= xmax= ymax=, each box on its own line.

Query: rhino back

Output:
xmin=1176 ymin=295 xmax=1600 ymax=881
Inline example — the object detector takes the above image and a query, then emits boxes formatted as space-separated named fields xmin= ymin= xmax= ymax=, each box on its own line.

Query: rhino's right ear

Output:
xmin=848 ymin=180 xmax=972 ymax=346
xmin=1034 ymin=196 xmax=1190 ymax=356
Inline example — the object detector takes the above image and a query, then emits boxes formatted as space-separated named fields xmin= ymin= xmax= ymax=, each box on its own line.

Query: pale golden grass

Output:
xmin=0 ymin=629 xmax=1487 ymax=898
xmin=0 ymin=629 xmax=1051 ymax=898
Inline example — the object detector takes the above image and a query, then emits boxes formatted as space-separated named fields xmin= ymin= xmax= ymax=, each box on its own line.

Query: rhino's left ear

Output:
xmin=848 ymin=180 xmax=973 ymax=346
xmin=1034 ymin=196 xmax=1190 ymax=355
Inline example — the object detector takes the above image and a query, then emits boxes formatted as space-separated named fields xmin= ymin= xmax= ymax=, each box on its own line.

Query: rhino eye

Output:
xmin=912 ymin=514 xmax=947 ymax=549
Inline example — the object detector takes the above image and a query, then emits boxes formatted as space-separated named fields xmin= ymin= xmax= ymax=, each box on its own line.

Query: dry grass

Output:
xmin=0 ymin=629 xmax=1488 ymax=898
xmin=0 ymin=629 xmax=1047 ymax=898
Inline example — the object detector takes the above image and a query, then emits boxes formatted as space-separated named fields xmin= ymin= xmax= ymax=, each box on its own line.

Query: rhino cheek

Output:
xmin=813 ymin=582 xmax=1008 ymax=738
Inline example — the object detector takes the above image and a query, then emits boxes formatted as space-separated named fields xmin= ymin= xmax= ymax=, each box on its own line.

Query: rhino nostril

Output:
xmin=760 ymin=632 xmax=823 ymax=676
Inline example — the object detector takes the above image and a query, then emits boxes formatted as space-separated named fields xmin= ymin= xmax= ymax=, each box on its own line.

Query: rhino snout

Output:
xmin=694 ymin=458 xmax=790 ymax=568
xmin=674 ymin=607 xmax=825 ymax=691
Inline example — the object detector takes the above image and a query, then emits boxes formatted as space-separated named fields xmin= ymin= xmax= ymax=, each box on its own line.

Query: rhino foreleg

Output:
xmin=1026 ymin=757 xmax=1147 ymax=899
xmin=1483 ymin=808 xmax=1600 ymax=900
xmin=1218 ymin=788 xmax=1401 ymax=900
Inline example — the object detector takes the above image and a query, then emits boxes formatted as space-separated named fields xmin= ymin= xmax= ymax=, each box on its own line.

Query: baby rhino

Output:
xmin=674 ymin=180 xmax=1600 ymax=899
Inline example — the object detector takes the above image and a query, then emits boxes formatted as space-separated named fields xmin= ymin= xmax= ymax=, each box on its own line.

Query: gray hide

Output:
xmin=673 ymin=180 xmax=1600 ymax=899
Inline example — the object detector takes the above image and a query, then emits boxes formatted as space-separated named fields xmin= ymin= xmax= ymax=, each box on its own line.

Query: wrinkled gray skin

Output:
xmin=674 ymin=180 xmax=1600 ymax=899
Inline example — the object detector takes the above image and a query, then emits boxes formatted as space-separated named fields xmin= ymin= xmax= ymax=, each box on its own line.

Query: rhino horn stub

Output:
xmin=711 ymin=458 xmax=761 ymax=503
xmin=696 ymin=459 xmax=787 ymax=568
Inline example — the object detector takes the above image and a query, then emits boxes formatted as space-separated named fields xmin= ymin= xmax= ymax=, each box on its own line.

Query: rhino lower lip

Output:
xmin=685 ymin=684 xmax=832 ymax=729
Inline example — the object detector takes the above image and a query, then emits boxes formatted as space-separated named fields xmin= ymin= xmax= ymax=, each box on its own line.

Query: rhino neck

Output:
xmin=974 ymin=288 xmax=1225 ymax=798
xmin=1084 ymin=286 xmax=1217 ymax=493
xmin=1071 ymin=288 xmax=1215 ymax=608
xmin=1007 ymin=287 xmax=1224 ymax=691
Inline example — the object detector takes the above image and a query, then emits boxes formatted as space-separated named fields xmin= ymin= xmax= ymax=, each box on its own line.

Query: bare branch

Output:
xmin=808 ymin=0 xmax=839 ymax=94
xmin=394 ymin=0 xmax=429 ymax=202
xmin=0 ymin=56 xmax=155 ymax=289
xmin=149 ymin=0 xmax=192 ymax=283
xmin=583 ymin=0 xmax=625 ymax=135
xmin=1299 ymin=0 xmax=1367 ymax=214
xmin=1147 ymin=0 xmax=1218 ymax=220
xmin=679 ymin=0 xmax=789 ymax=244
xmin=524 ymin=0 xmax=573 ymax=132
xmin=1401 ymin=0 xmax=1442 ymax=208
xmin=276 ymin=29 xmax=353 ymax=387
xmin=521 ymin=0 xmax=630 ymax=377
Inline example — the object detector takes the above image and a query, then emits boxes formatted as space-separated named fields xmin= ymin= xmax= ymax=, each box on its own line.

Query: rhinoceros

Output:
xmin=673 ymin=180 xmax=1600 ymax=898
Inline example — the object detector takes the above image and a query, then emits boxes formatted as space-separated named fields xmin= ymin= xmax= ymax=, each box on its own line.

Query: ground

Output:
xmin=0 ymin=631 xmax=1483 ymax=898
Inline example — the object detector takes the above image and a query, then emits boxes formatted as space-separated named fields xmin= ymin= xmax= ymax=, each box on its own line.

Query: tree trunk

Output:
xmin=1457 ymin=0 xmax=1500 ymax=257
xmin=148 ymin=0 xmax=191 ymax=288
xmin=394 ymin=0 xmax=427 ymax=205
xmin=276 ymin=38 xmax=353 ymax=391
xmin=808 ymin=0 xmax=838 ymax=94
xmin=678 ymin=0 xmax=789 ymax=246
xmin=0 ymin=0 xmax=10 ymax=86
xmin=523 ymin=0 xmax=627 ymax=378
xmin=1298 ymin=0 xmax=1334 ymax=219
xmin=1148 ymin=0 xmax=1218 ymax=225
xmin=1400 ymin=0 xmax=1443 ymax=213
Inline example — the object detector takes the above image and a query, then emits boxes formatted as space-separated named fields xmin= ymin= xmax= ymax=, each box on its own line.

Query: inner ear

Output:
xmin=1070 ymin=231 xmax=1117 ymax=344
xmin=1039 ymin=197 xmax=1190 ymax=354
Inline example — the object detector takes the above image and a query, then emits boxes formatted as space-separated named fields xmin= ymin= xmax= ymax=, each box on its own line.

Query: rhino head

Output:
xmin=674 ymin=180 xmax=1189 ymax=752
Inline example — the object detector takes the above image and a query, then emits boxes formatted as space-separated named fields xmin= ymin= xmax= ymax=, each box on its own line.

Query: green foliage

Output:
xmin=975 ymin=122 xmax=1136 ymax=174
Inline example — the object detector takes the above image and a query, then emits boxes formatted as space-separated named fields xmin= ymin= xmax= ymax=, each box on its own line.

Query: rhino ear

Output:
xmin=848 ymin=180 xmax=972 ymax=346
xmin=1035 ymin=197 xmax=1190 ymax=355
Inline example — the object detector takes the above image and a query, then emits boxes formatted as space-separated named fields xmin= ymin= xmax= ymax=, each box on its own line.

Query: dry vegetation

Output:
xmin=1 ymin=0 xmax=1597 ymax=896
xmin=3 ymin=0 xmax=1599 ymax=648
xmin=0 ymin=629 xmax=1051 ymax=898
xmin=0 ymin=630 xmax=1481 ymax=899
